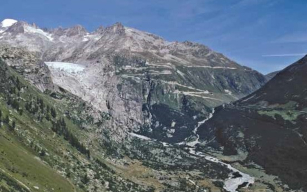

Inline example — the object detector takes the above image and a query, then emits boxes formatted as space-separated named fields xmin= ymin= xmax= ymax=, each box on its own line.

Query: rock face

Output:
xmin=0 ymin=18 xmax=267 ymax=141
xmin=0 ymin=46 xmax=54 ymax=91
xmin=197 ymin=55 xmax=307 ymax=191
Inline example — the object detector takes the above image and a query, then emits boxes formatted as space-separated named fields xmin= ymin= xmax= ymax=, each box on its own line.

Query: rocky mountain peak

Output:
xmin=104 ymin=22 xmax=125 ymax=35
xmin=30 ymin=22 xmax=38 ymax=28
xmin=93 ymin=25 xmax=104 ymax=34
xmin=66 ymin=25 xmax=88 ymax=37
xmin=182 ymin=41 xmax=210 ymax=50
xmin=182 ymin=40 xmax=199 ymax=46
xmin=5 ymin=21 xmax=27 ymax=34
xmin=48 ymin=27 xmax=65 ymax=36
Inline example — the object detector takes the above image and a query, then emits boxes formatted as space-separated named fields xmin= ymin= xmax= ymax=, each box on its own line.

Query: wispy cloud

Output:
xmin=168 ymin=0 xmax=216 ymax=20
xmin=232 ymin=0 xmax=272 ymax=9
xmin=273 ymin=32 xmax=307 ymax=43
xmin=262 ymin=53 xmax=306 ymax=57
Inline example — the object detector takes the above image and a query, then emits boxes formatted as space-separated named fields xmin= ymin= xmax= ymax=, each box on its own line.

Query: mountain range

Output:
xmin=0 ymin=18 xmax=305 ymax=192
xmin=0 ymin=18 xmax=266 ymax=142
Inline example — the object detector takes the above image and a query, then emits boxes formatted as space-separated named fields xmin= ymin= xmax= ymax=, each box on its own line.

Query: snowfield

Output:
xmin=45 ymin=62 xmax=86 ymax=73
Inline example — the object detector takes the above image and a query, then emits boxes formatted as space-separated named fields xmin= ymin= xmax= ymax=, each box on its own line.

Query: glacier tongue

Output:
xmin=45 ymin=62 xmax=86 ymax=74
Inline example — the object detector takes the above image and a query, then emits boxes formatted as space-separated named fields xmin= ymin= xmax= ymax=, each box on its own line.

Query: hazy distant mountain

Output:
xmin=265 ymin=70 xmax=280 ymax=81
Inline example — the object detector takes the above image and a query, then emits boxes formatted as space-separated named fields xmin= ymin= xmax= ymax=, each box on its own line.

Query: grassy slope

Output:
xmin=0 ymin=60 xmax=80 ymax=191
xmin=0 ymin=128 xmax=75 ymax=192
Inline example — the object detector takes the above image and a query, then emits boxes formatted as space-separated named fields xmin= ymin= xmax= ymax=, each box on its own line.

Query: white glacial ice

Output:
xmin=45 ymin=62 xmax=86 ymax=74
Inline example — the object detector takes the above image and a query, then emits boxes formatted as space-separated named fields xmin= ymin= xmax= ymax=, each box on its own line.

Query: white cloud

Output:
xmin=262 ymin=53 xmax=306 ymax=57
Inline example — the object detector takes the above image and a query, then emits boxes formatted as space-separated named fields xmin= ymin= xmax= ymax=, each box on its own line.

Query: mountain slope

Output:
xmin=197 ymin=55 xmax=307 ymax=191
xmin=0 ymin=58 xmax=157 ymax=192
xmin=0 ymin=59 xmax=77 ymax=192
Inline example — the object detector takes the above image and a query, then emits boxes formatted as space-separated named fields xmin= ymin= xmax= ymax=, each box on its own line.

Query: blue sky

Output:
xmin=1 ymin=0 xmax=307 ymax=74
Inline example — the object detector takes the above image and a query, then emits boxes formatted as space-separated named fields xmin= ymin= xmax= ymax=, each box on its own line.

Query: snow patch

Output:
xmin=160 ymin=80 xmax=209 ymax=93
xmin=1 ymin=19 xmax=17 ymax=28
xmin=129 ymin=133 xmax=151 ymax=140
xmin=241 ymin=94 xmax=256 ymax=102
xmin=145 ymin=62 xmax=174 ymax=69
xmin=149 ymin=70 xmax=172 ymax=75
xmin=45 ymin=62 xmax=86 ymax=74
xmin=186 ymin=66 xmax=237 ymax=70
xmin=82 ymin=37 xmax=89 ymax=42
xmin=176 ymin=70 xmax=186 ymax=77
xmin=174 ymin=90 xmax=221 ymax=101
xmin=225 ymin=89 xmax=232 ymax=95
xmin=25 ymin=26 xmax=54 ymax=41
xmin=171 ymin=121 xmax=176 ymax=127
xmin=33 ymin=186 xmax=40 ymax=190
xmin=82 ymin=33 xmax=101 ymax=42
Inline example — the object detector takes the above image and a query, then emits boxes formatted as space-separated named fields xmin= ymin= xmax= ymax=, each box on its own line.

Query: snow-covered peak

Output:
xmin=1 ymin=19 xmax=17 ymax=28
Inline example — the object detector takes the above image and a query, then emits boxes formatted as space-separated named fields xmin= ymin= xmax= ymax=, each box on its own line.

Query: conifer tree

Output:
xmin=4 ymin=115 xmax=9 ymax=124
xmin=11 ymin=121 xmax=16 ymax=131
xmin=51 ymin=107 xmax=57 ymax=118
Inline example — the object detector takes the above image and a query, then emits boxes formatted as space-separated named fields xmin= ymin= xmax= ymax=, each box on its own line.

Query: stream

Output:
xmin=184 ymin=107 xmax=255 ymax=192
xmin=131 ymin=107 xmax=255 ymax=192
xmin=189 ymin=147 xmax=254 ymax=192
